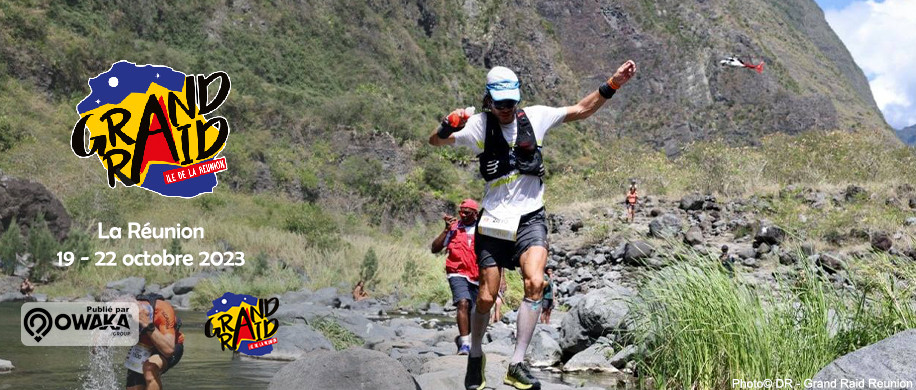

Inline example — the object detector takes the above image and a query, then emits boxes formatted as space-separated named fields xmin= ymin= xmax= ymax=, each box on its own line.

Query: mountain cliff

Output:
xmin=461 ymin=0 xmax=890 ymax=154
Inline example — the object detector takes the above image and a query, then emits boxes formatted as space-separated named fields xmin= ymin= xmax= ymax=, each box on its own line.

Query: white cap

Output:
xmin=486 ymin=66 xmax=521 ymax=102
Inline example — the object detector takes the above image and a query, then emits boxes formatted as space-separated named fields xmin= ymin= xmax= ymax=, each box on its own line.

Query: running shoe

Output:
xmin=464 ymin=353 xmax=486 ymax=390
xmin=504 ymin=361 xmax=540 ymax=390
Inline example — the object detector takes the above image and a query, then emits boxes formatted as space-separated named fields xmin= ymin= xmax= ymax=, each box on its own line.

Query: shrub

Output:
xmin=360 ymin=248 xmax=379 ymax=289
xmin=0 ymin=218 xmax=25 ymax=275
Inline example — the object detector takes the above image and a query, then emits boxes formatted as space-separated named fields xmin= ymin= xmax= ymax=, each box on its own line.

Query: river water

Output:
xmin=1 ymin=302 xmax=630 ymax=389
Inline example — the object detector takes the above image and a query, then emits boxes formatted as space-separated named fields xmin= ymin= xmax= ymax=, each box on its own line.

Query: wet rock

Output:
xmin=564 ymin=343 xmax=620 ymax=373
xmin=268 ymin=348 xmax=419 ymax=390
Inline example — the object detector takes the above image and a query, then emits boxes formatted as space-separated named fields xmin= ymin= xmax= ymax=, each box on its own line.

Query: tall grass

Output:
xmin=631 ymin=250 xmax=916 ymax=389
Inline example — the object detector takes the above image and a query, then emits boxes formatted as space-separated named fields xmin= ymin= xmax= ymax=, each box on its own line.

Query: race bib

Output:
xmin=478 ymin=210 xmax=521 ymax=241
xmin=124 ymin=344 xmax=153 ymax=374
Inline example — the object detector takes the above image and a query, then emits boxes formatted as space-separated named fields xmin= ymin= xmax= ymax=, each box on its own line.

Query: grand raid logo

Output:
xmin=71 ymin=61 xmax=231 ymax=198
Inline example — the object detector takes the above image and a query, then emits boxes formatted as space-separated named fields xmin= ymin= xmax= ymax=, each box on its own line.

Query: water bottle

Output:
xmin=447 ymin=106 xmax=476 ymax=128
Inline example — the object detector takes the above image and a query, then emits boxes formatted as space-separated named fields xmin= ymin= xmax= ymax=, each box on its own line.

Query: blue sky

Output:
xmin=813 ymin=0 xmax=914 ymax=129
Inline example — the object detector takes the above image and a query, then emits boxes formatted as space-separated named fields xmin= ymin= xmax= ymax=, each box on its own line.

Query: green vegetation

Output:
xmin=0 ymin=218 xmax=25 ymax=275
xmin=310 ymin=317 xmax=364 ymax=351
xmin=632 ymin=250 xmax=916 ymax=389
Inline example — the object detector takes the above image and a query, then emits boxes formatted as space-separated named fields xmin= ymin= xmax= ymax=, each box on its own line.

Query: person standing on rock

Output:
xmin=431 ymin=198 xmax=481 ymax=355
xmin=428 ymin=60 xmax=637 ymax=390
xmin=626 ymin=179 xmax=638 ymax=223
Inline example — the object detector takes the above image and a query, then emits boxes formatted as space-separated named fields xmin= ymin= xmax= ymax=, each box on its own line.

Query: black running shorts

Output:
xmin=475 ymin=207 xmax=548 ymax=270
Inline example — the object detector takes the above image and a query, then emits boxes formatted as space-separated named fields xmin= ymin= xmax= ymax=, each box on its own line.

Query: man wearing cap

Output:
xmin=428 ymin=59 xmax=637 ymax=390
xmin=431 ymin=198 xmax=481 ymax=355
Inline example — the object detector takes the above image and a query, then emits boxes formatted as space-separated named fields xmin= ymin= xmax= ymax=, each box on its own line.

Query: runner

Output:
xmin=540 ymin=266 xmax=555 ymax=324
xmin=626 ymin=180 xmax=638 ymax=223
xmin=126 ymin=294 xmax=185 ymax=390
xmin=431 ymin=198 xmax=480 ymax=355
xmin=429 ymin=59 xmax=637 ymax=390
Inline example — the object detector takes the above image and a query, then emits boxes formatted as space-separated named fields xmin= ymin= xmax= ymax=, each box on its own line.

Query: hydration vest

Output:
xmin=478 ymin=110 xmax=545 ymax=182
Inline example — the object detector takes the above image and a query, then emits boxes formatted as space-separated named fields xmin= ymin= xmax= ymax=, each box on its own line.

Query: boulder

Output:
xmin=649 ymin=214 xmax=682 ymax=238
xmin=172 ymin=276 xmax=201 ymax=295
xmin=0 ymin=358 xmax=13 ymax=373
xmin=679 ymin=194 xmax=705 ymax=211
xmin=170 ymin=292 xmax=192 ymax=310
xmin=754 ymin=223 xmax=786 ymax=246
xmin=0 ymin=291 xmax=26 ymax=303
xmin=0 ymin=174 xmax=71 ymax=241
xmin=309 ymin=287 xmax=340 ymax=307
xmin=254 ymin=324 xmax=333 ymax=361
xmin=564 ymin=343 xmax=620 ymax=373
xmin=814 ymin=253 xmax=846 ymax=273
xmin=623 ymin=241 xmax=655 ymax=265
xmin=559 ymin=285 xmax=634 ymax=357
xmin=609 ymin=344 xmax=638 ymax=369
xmin=529 ymin=326 xmax=563 ymax=367
xmin=810 ymin=329 xmax=916 ymax=389
xmin=105 ymin=277 xmax=145 ymax=296
xmin=268 ymin=348 xmax=419 ymax=390
xmin=683 ymin=226 xmax=704 ymax=246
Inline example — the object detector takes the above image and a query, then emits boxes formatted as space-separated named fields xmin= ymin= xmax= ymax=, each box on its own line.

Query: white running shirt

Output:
xmin=451 ymin=105 xmax=566 ymax=219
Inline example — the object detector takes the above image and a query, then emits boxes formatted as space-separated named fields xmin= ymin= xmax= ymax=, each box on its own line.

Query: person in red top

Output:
xmin=126 ymin=294 xmax=185 ymax=390
xmin=431 ymin=198 xmax=480 ymax=355
xmin=626 ymin=179 xmax=639 ymax=224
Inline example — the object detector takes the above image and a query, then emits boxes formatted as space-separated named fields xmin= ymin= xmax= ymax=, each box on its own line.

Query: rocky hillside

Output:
xmin=482 ymin=0 xmax=892 ymax=154
xmin=896 ymin=124 xmax=916 ymax=146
